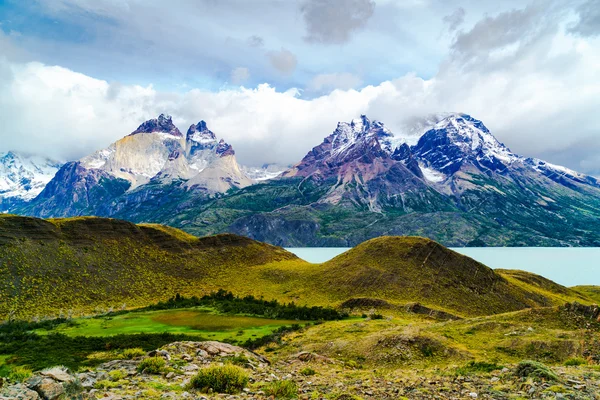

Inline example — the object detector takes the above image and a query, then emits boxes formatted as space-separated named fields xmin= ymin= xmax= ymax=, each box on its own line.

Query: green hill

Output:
xmin=0 ymin=215 xmax=297 ymax=320
xmin=0 ymin=215 xmax=593 ymax=320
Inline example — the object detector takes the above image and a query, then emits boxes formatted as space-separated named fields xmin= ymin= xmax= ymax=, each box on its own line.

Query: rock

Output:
xmin=0 ymin=383 xmax=41 ymax=400
xmin=77 ymin=373 xmax=97 ymax=389
xmin=292 ymin=352 xmax=335 ymax=364
xmin=31 ymin=378 xmax=64 ymax=400
xmin=40 ymin=367 xmax=72 ymax=383
xmin=148 ymin=350 xmax=171 ymax=361
xmin=468 ymin=393 xmax=478 ymax=398
xmin=166 ymin=372 xmax=175 ymax=379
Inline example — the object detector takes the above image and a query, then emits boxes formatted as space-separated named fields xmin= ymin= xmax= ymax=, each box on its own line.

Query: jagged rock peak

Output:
xmin=130 ymin=113 xmax=182 ymax=137
xmin=216 ymin=139 xmax=235 ymax=157
xmin=187 ymin=120 xmax=217 ymax=142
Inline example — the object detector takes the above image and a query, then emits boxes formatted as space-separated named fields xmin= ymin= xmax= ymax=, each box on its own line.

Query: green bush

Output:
xmin=189 ymin=364 xmax=249 ymax=394
xmin=564 ymin=358 xmax=586 ymax=366
xmin=108 ymin=369 xmax=127 ymax=381
xmin=300 ymin=367 xmax=316 ymax=376
xmin=263 ymin=380 xmax=298 ymax=399
xmin=7 ymin=366 xmax=33 ymax=382
xmin=137 ymin=357 xmax=166 ymax=374
xmin=64 ymin=378 xmax=84 ymax=398
xmin=515 ymin=360 xmax=558 ymax=381
xmin=94 ymin=379 xmax=121 ymax=389
xmin=456 ymin=361 xmax=503 ymax=375
xmin=122 ymin=348 xmax=145 ymax=359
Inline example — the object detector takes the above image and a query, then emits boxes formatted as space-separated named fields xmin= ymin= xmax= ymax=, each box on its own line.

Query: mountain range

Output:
xmin=0 ymin=151 xmax=62 ymax=212
xmin=4 ymin=112 xmax=600 ymax=246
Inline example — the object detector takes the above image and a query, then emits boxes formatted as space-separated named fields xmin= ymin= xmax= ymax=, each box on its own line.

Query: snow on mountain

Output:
xmin=241 ymin=164 xmax=288 ymax=181
xmin=0 ymin=151 xmax=62 ymax=202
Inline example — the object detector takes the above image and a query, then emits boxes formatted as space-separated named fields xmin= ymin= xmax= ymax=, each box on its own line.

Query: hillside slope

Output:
xmin=0 ymin=216 xmax=592 ymax=320
xmin=0 ymin=215 xmax=296 ymax=320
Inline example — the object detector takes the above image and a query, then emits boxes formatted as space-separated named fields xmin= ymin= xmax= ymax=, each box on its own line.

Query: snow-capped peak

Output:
xmin=187 ymin=121 xmax=218 ymax=144
xmin=0 ymin=151 xmax=63 ymax=204
xmin=431 ymin=113 xmax=519 ymax=164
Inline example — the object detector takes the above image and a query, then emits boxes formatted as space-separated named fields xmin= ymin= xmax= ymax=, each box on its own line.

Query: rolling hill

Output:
xmin=0 ymin=215 xmax=592 ymax=320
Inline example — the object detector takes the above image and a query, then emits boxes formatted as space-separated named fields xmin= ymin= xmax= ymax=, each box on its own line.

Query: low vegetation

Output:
xmin=515 ymin=360 xmax=559 ymax=381
xmin=189 ymin=364 xmax=249 ymax=394
xmin=144 ymin=290 xmax=347 ymax=321
xmin=262 ymin=380 xmax=298 ymax=399
xmin=137 ymin=357 xmax=166 ymax=374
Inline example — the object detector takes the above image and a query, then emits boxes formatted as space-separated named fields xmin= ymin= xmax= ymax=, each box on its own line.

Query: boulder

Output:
xmin=0 ymin=383 xmax=41 ymax=400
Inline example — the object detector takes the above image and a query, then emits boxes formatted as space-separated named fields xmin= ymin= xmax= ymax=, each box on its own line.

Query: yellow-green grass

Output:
xmin=571 ymin=285 xmax=600 ymax=304
xmin=266 ymin=305 xmax=599 ymax=370
xmin=1 ymin=215 xmax=596 ymax=320
xmin=33 ymin=308 xmax=303 ymax=342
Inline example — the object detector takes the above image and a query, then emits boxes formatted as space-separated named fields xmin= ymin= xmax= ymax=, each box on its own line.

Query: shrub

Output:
xmin=300 ymin=367 xmax=316 ymax=376
xmin=64 ymin=378 xmax=84 ymax=398
xmin=370 ymin=314 xmax=384 ymax=320
xmin=7 ymin=366 xmax=33 ymax=382
xmin=189 ymin=364 xmax=249 ymax=394
xmin=137 ymin=357 xmax=166 ymax=374
xmin=515 ymin=360 xmax=558 ymax=381
xmin=122 ymin=348 xmax=145 ymax=359
xmin=108 ymin=369 xmax=127 ymax=381
xmin=564 ymin=358 xmax=586 ymax=366
xmin=94 ymin=379 xmax=121 ymax=389
xmin=456 ymin=361 xmax=503 ymax=376
xmin=263 ymin=380 xmax=298 ymax=399
xmin=222 ymin=354 xmax=251 ymax=367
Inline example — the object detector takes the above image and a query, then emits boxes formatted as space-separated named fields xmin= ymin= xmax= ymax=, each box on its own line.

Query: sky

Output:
xmin=0 ymin=0 xmax=599 ymax=175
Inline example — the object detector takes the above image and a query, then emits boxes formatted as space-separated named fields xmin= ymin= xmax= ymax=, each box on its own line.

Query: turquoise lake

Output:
xmin=285 ymin=247 xmax=600 ymax=287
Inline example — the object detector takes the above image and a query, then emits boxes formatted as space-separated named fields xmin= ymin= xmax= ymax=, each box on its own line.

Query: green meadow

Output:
xmin=35 ymin=308 xmax=303 ymax=342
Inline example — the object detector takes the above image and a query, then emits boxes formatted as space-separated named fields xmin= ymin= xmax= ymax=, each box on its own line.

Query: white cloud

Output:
xmin=0 ymin=4 xmax=599 ymax=174
xmin=230 ymin=67 xmax=250 ymax=84
xmin=307 ymin=72 xmax=363 ymax=93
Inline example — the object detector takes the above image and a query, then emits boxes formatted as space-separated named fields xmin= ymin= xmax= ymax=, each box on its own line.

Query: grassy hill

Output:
xmin=0 ymin=215 xmax=297 ymax=320
xmin=0 ymin=215 xmax=593 ymax=320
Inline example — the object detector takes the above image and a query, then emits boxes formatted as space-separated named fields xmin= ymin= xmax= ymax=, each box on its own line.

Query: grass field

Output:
xmin=34 ymin=308 xmax=304 ymax=342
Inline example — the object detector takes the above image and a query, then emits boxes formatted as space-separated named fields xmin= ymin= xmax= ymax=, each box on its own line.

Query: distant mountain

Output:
xmin=241 ymin=164 xmax=288 ymax=181
xmin=20 ymin=114 xmax=252 ymax=218
xmin=0 ymin=152 xmax=62 ymax=212
xmin=13 ymin=113 xmax=600 ymax=247
xmin=164 ymin=114 xmax=600 ymax=247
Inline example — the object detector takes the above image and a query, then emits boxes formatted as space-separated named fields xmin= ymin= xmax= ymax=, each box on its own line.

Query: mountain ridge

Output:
xmin=5 ymin=112 xmax=600 ymax=247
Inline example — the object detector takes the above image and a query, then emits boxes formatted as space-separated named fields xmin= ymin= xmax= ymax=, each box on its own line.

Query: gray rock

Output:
xmin=31 ymin=378 xmax=64 ymax=400
xmin=0 ymin=383 xmax=41 ymax=400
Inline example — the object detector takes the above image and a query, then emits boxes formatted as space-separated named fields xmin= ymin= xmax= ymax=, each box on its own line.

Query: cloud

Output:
xmin=267 ymin=48 xmax=298 ymax=75
xmin=1 ymin=2 xmax=599 ymax=175
xmin=450 ymin=5 xmax=549 ymax=66
xmin=569 ymin=0 xmax=600 ymax=37
xmin=247 ymin=35 xmax=264 ymax=47
xmin=443 ymin=7 xmax=466 ymax=32
xmin=230 ymin=67 xmax=250 ymax=84
xmin=307 ymin=72 xmax=363 ymax=93
xmin=300 ymin=0 xmax=375 ymax=44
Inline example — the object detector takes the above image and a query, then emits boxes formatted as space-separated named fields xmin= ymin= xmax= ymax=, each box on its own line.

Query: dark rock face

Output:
xmin=391 ymin=143 xmax=424 ymax=179
xmin=216 ymin=139 xmax=235 ymax=157
xmin=130 ymin=113 xmax=182 ymax=137
xmin=21 ymin=162 xmax=130 ymax=218
xmin=186 ymin=120 xmax=216 ymax=141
